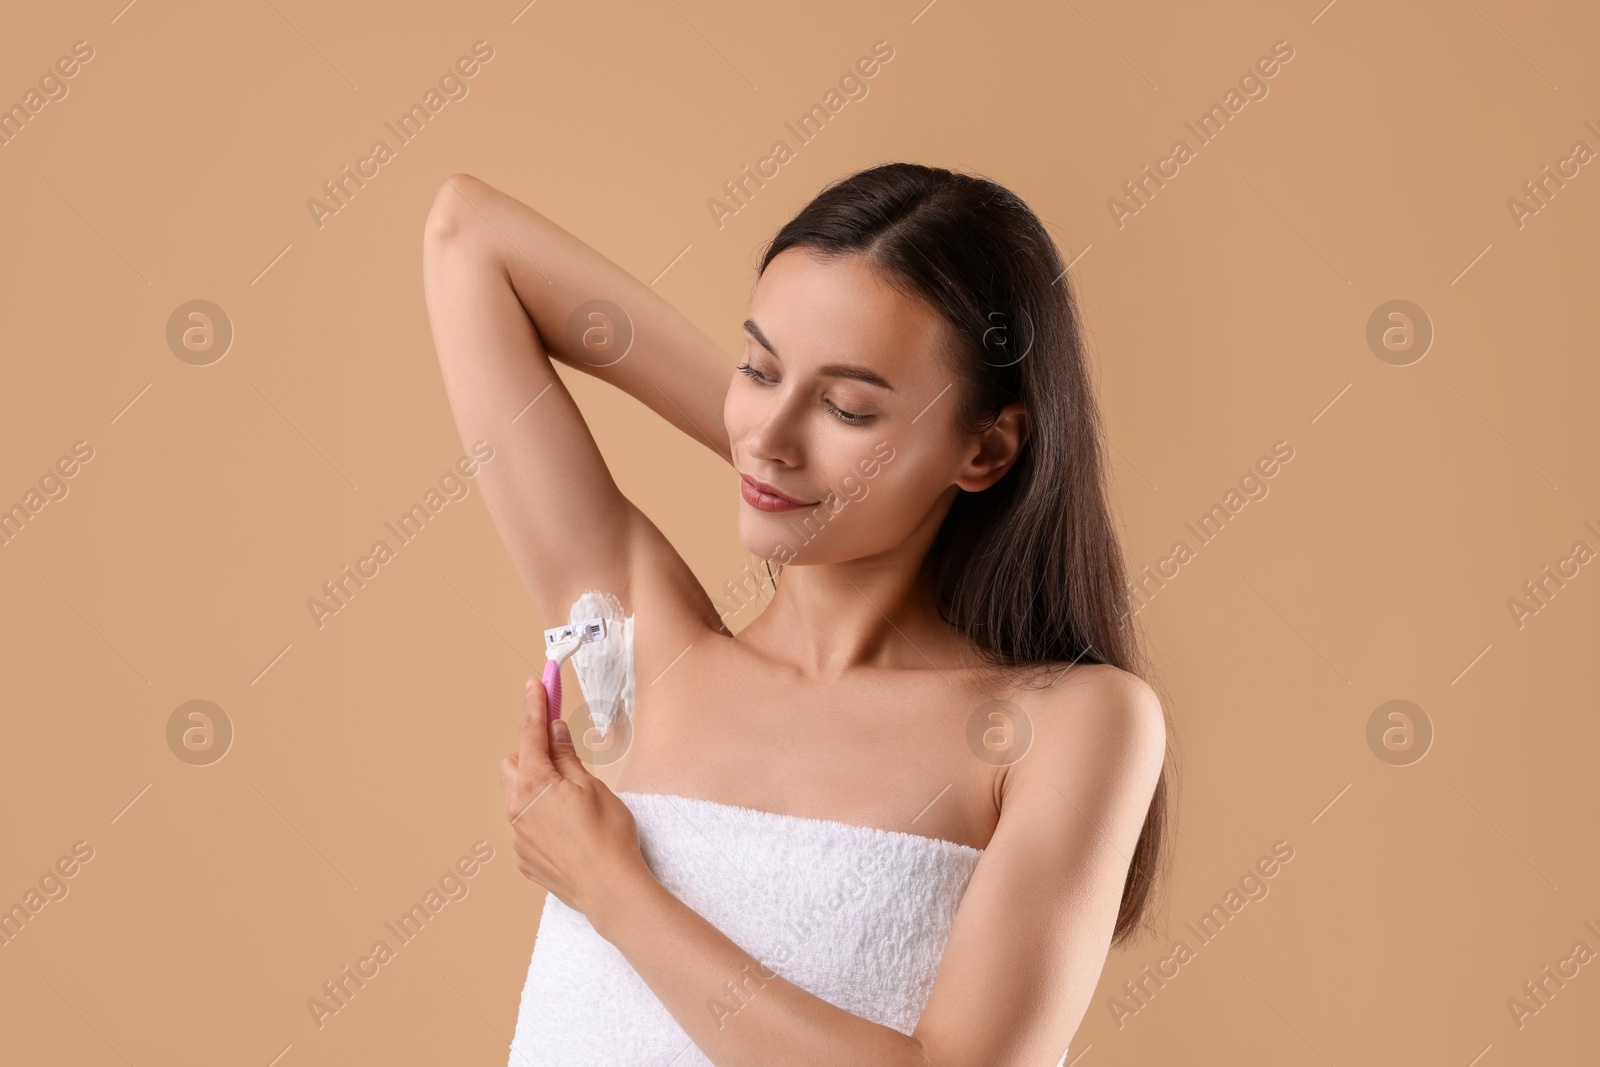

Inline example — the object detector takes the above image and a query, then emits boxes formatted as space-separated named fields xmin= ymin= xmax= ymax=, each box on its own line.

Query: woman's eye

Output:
xmin=826 ymin=401 xmax=870 ymax=425
xmin=739 ymin=362 xmax=869 ymax=424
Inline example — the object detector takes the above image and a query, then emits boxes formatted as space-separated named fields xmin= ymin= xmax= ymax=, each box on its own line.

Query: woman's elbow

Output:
xmin=425 ymin=173 xmax=486 ymax=247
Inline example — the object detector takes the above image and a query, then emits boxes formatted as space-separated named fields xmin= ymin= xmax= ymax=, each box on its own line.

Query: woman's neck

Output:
xmin=738 ymin=558 xmax=971 ymax=679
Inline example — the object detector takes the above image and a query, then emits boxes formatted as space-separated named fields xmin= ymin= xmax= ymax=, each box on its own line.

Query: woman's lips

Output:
xmin=740 ymin=474 xmax=815 ymax=513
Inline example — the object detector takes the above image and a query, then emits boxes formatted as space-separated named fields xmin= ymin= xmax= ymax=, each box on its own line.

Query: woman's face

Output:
xmin=724 ymin=248 xmax=1019 ymax=567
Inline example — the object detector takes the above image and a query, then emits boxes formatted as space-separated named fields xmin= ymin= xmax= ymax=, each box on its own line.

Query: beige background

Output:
xmin=2 ymin=0 xmax=1596 ymax=1063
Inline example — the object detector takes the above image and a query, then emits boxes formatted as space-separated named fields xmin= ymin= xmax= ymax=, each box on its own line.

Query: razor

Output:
xmin=541 ymin=616 xmax=607 ymax=723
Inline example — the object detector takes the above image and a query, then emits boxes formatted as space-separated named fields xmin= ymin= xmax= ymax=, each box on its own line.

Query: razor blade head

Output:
xmin=544 ymin=616 xmax=607 ymax=651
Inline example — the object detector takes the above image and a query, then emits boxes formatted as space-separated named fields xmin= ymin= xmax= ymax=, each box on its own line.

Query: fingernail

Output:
xmin=526 ymin=677 xmax=536 ymax=694
xmin=551 ymin=719 xmax=571 ymax=744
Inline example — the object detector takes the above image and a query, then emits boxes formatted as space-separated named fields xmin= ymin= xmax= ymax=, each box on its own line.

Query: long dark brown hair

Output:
xmin=756 ymin=162 xmax=1172 ymax=946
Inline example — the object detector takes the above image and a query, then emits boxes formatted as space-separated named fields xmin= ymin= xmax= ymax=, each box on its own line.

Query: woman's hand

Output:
xmin=498 ymin=676 xmax=653 ymax=925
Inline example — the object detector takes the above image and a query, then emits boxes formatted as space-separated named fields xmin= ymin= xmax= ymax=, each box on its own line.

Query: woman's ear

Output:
xmin=954 ymin=401 xmax=1029 ymax=492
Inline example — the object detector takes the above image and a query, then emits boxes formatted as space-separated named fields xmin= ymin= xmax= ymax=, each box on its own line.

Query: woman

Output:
xmin=422 ymin=162 xmax=1171 ymax=1065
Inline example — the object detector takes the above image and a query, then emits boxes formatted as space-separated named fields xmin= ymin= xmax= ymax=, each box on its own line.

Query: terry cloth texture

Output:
xmin=505 ymin=789 xmax=990 ymax=1066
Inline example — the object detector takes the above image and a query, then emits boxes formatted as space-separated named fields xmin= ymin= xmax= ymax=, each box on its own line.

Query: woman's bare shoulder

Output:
xmin=1000 ymin=662 xmax=1167 ymax=793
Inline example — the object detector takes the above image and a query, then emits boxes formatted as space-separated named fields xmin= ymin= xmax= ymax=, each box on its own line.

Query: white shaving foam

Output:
xmin=568 ymin=589 xmax=634 ymax=739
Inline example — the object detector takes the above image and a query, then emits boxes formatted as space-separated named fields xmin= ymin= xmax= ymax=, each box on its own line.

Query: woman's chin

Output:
xmin=738 ymin=537 xmax=793 ymax=566
xmin=736 ymin=526 xmax=794 ymax=567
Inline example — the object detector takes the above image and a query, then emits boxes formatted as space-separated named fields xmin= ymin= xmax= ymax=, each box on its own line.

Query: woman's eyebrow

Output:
xmin=743 ymin=318 xmax=896 ymax=391
xmin=744 ymin=318 xmax=780 ymax=356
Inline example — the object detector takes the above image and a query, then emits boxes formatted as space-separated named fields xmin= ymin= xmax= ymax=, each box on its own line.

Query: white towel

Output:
xmin=505 ymin=789 xmax=993 ymax=1065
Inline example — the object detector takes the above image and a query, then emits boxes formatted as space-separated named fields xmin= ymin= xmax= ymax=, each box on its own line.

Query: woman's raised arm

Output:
xmin=421 ymin=173 xmax=726 ymax=639
xmin=428 ymin=174 xmax=734 ymax=461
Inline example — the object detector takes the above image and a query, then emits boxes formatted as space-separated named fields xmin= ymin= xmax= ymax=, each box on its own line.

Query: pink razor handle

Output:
xmin=541 ymin=658 xmax=562 ymax=723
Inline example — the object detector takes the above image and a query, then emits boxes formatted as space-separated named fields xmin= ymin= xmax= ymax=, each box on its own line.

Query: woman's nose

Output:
xmin=744 ymin=387 xmax=805 ymax=466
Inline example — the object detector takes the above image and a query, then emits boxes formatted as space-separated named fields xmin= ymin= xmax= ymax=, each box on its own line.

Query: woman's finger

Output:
xmin=546 ymin=717 xmax=588 ymax=782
